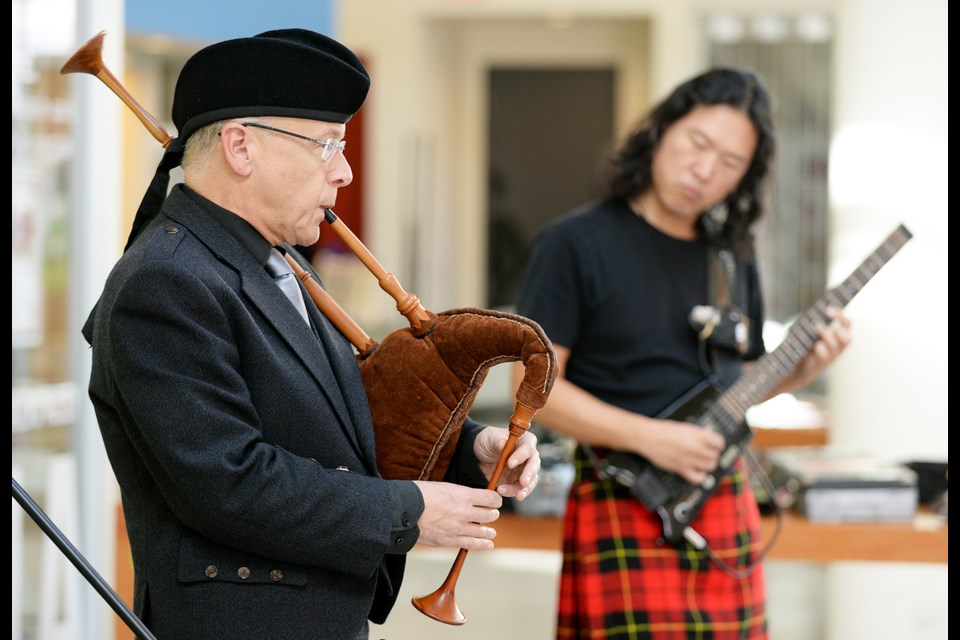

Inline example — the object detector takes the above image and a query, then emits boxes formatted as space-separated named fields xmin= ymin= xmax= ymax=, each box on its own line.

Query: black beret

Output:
xmin=172 ymin=28 xmax=370 ymax=143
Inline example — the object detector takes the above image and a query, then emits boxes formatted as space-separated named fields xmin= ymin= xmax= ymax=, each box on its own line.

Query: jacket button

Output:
xmin=204 ymin=565 xmax=218 ymax=579
xmin=394 ymin=536 xmax=405 ymax=547
xmin=270 ymin=569 xmax=284 ymax=582
xmin=164 ymin=225 xmax=179 ymax=234
xmin=238 ymin=566 xmax=251 ymax=580
xmin=335 ymin=466 xmax=349 ymax=471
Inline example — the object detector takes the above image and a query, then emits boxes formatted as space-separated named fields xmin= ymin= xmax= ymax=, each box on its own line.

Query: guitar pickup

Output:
xmin=719 ymin=443 xmax=741 ymax=469
xmin=598 ymin=460 xmax=637 ymax=486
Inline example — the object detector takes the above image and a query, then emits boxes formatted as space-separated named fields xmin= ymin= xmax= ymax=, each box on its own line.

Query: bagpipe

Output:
xmin=61 ymin=30 xmax=558 ymax=626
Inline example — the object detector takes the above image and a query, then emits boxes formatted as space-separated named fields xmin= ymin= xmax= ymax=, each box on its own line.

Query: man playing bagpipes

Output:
xmin=80 ymin=28 xmax=553 ymax=640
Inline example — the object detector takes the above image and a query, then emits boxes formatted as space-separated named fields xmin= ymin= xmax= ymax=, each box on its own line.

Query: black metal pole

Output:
xmin=11 ymin=476 xmax=157 ymax=640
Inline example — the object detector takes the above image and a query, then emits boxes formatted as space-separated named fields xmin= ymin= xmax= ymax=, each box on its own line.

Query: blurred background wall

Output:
xmin=12 ymin=0 xmax=946 ymax=638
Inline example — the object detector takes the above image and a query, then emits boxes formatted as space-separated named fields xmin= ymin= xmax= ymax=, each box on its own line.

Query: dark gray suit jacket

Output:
xmin=84 ymin=185 xmax=481 ymax=639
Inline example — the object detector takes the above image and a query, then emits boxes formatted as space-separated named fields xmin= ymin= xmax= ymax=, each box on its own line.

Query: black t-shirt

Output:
xmin=516 ymin=199 xmax=766 ymax=418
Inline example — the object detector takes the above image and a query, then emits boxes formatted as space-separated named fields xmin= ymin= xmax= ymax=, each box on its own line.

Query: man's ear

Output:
xmin=219 ymin=122 xmax=255 ymax=176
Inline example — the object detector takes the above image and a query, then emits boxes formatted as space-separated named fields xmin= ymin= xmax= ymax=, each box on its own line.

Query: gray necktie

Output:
xmin=265 ymin=248 xmax=310 ymax=324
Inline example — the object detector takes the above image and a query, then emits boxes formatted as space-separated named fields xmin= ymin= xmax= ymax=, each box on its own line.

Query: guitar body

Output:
xmin=598 ymin=378 xmax=753 ymax=544
xmin=596 ymin=224 xmax=912 ymax=546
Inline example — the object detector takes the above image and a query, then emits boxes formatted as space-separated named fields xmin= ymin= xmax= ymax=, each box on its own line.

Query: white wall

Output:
xmin=824 ymin=0 xmax=948 ymax=637
xmin=71 ymin=3 xmax=126 ymax=640
xmin=828 ymin=0 xmax=948 ymax=462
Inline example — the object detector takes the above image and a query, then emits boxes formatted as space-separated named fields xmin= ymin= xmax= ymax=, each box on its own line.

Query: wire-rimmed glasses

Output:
xmin=241 ymin=122 xmax=346 ymax=161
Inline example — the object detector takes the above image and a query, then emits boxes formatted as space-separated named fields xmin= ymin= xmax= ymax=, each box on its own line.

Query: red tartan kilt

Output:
xmin=556 ymin=461 xmax=768 ymax=640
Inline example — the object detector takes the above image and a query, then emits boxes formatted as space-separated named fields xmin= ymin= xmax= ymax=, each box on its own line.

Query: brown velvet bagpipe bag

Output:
xmin=361 ymin=306 xmax=557 ymax=481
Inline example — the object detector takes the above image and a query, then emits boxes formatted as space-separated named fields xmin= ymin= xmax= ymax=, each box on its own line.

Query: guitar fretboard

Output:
xmin=712 ymin=224 xmax=912 ymax=426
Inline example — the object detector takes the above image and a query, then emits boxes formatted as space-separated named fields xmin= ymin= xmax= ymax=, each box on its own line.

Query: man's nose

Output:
xmin=329 ymin=154 xmax=353 ymax=187
xmin=692 ymin=152 xmax=719 ymax=182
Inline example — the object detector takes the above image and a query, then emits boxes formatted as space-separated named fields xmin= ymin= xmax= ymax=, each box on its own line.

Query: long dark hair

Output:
xmin=603 ymin=67 xmax=775 ymax=258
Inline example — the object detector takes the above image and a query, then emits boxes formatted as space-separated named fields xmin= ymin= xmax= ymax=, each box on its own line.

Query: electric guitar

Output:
xmin=597 ymin=224 xmax=913 ymax=545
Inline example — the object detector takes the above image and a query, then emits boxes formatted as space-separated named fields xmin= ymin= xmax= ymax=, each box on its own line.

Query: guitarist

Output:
xmin=512 ymin=68 xmax=851 ymax=640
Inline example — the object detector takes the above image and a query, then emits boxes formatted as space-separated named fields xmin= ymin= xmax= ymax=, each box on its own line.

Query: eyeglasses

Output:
xmin=241 ymin=122 xmax=346 ymax=162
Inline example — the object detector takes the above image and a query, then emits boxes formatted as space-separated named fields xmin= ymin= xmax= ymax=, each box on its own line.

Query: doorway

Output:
xmin=486 ymin=68 xmax=615 ymax=309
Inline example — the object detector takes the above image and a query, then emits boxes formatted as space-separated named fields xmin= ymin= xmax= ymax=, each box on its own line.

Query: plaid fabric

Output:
xmin=556 ymin=451 xmax=768 ymax=640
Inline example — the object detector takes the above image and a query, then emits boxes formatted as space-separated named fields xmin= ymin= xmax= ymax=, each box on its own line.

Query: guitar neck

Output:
xmin=712 ymin=224 xmax=912 ymax=424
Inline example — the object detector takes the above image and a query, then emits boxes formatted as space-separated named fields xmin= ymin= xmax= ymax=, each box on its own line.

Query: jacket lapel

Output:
xmin=163 ymin=190 xmax=367 ymax=463
xmin=304 ymin=298 xmax=379 ymax=471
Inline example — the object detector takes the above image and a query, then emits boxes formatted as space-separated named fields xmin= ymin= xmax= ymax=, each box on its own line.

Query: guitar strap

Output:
xmin=695 ymin=244 xmax=750 ymax=389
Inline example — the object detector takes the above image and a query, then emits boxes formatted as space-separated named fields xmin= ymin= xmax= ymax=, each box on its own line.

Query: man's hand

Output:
xmin=774 ymin=306 xmax=852 ymax=394
xmin=474 ymin=426 xmax=541 ymax=501
xmin=635 ymin=418 xmax=725 ymax=486
xmin=412 ymin=481 xmax=502 ymax=550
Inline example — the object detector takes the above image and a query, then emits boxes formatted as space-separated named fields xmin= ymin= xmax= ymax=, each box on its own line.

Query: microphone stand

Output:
xmin=11 ymin=477 xmax=157 ymax=640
